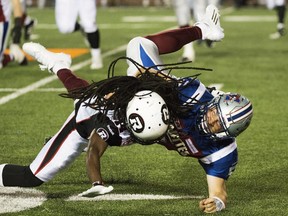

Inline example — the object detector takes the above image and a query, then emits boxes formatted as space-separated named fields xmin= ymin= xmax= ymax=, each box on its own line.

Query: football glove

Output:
xmin=78 ymin=185 xmax=114 ymax=197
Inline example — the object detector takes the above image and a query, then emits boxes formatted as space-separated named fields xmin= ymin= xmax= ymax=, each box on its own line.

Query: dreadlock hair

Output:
xmin=61 ymin=57 xmax=213 ymax=124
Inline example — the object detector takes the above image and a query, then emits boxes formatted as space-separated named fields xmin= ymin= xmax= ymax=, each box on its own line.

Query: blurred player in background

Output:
xmin=0 ymin=0 xmax=30 ymax=68
xmin=0 ymin=5 xmax=253 ymax=214
xmin=171 ymin=0 xmax=221 ymax=63
xmin=171 ymin=0 xmax=196 ymax=62
xmin=9 ymin=0 xmax=34 ymax=66
xmin=55 ymin=0 xmax=103 ymax=70
xmin=266 ymin=0 xmax=286 ymax=39
xmin=0 ymin=0 xmax=12 ymax=68
xmin=11 ymin=0 xmax=37 ymax=42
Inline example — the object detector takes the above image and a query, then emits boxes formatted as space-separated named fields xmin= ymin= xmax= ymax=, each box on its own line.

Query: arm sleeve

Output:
xmin=57 ymin=69 xmax=89 ymax=92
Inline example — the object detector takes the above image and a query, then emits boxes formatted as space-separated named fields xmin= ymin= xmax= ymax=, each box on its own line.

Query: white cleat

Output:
xmin=90 ymin=55 xmax=103 ymax=70
xmin=10 ymin=44 xmax=28 ymax=65
xmin=78 ymin=185 xmax=114 ymax=197
xmin=90 ymin=49 xmax=103 ymax=70
xmin=269 ymin=29 xmax=285 ymax=40
xmin=194 ymin=4 xmax=224 ymax=41
xmin=22 ymin=42 xmax=71 ymax=74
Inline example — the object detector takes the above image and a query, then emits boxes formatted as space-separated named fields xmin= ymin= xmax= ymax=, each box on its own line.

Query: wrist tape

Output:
xmin=212 ymin=196 xmax=225 ymax=211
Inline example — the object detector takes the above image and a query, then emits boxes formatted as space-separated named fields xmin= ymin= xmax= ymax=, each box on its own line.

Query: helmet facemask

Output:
xmin=198 ymin=93 xmax=253 ymax=140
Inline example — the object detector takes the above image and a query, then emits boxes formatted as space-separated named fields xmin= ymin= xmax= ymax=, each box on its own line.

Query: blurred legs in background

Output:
xmin=267 ymin=0 xmax=286 ymax=39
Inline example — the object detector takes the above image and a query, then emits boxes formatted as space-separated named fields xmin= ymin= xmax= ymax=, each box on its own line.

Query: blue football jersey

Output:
xmin=160 ymin=77 xmax=238 ymax=180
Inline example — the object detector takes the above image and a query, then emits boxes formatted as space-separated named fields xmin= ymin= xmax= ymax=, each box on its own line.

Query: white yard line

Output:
xmin=0 ymin=186 xmax=203 ymax=214
xmin=67 ymin=193 xmax=204 ymax=201
xmin=0 ymin=45 xmax=127 ymax=106
xmin=0 ymin=76 xmax=58 ymax=105
xmin=0 ymin=187 xmax=46 ymax=214
xmin=208 ymin=83 xmax=224 ymax=90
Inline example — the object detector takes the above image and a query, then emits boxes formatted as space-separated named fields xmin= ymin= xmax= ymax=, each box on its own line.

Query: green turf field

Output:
xmin=0 ymin=5 xmax=287 ymax=216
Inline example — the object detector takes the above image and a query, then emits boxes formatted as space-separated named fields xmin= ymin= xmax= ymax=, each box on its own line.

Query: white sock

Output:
xmin=0 ymin=164 xmax=7 ymax=186
xmin=90 ymin=48 xmax=101 ymax=59
xmin=195 ymin=22 xmax=209 ymax=40
xmin=24 ymin=16 xmax=32 ymax=26
xmin=277 ymin=23 xmax=285 ymax=30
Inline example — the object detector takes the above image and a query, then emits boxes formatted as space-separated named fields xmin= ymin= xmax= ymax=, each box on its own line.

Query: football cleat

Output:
xmin=78 ymin=185 xmax=114 ymax=197
xmin=9 ymin=44 xmax=28 ymax=66
xmin=90 ymin=53 xmax=103 ymax=70
xmin=22 ymin=42 xmax=71 ymax=74
xmin=269 ymin=28 xmax=285 ymax=40
xmin=194 ymin=4 xmax=224 ymax=41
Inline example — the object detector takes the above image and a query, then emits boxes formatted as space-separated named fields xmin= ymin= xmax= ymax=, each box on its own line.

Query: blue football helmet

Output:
xmin=197 ymin=93 xmax=253 ymax=139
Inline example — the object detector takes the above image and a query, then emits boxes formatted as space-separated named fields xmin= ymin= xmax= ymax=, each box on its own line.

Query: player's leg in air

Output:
xmin=126 ymin=4 xmax=224 ymax=76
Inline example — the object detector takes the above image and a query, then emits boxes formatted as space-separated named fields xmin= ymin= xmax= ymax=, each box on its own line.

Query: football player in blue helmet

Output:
xmin=197 ymin=93 xmax=253 ymax=140
xmin=0 ymin=5 xmax=253 ymax=214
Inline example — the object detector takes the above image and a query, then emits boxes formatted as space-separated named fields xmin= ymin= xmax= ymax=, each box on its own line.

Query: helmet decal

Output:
xmin=161 ymin=104 xmax=170 ymax=124
xmin=224 ymin=94 xmax=241 ymax=104
xmin=128 ymin=113 xmax=145 ymax=133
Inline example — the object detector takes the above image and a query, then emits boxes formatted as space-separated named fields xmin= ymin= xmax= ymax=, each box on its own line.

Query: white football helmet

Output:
xmin=126 ymin=90 xmax=170 ymax=144
xmin=197 ymin=93 xmax=253 ymax=140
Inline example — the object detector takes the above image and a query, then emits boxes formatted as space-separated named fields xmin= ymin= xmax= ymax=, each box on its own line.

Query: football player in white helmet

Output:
xmin=0 ymin=5 xmax=253 ymax=214
xmin=126 ymin=90 xmax=170 ymax=143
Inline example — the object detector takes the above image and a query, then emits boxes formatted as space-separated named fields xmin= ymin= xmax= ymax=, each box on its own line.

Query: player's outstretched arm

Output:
xmin=199 ymin=175 xmax=227 ymax=213
xmin=78 ymin=130 xmax=113 ymax=197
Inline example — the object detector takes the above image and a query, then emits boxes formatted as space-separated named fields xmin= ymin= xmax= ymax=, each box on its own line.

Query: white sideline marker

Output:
xmin=0 ymin=187 xmax=46 ymax=214
xmin=67 ymin=193 xmax=204 ymax=202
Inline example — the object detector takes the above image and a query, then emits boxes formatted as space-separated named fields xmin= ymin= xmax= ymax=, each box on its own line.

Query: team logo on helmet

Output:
xmin=128 ymin=113 xmax=145 ymax=133
xmin=96 ymin=128 xmax=109 ymax=141
xmin=161 ymin=104 xmax=170 ymax=124
xmin=224 ymin=94 xmax=241 ymax=104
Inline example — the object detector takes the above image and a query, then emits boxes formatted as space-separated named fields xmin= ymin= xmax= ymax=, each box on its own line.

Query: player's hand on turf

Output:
xmin=199 ymin=198 xmax=217 ymax=213
xmin=78 ymin=185 xmax=114 ymax=197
